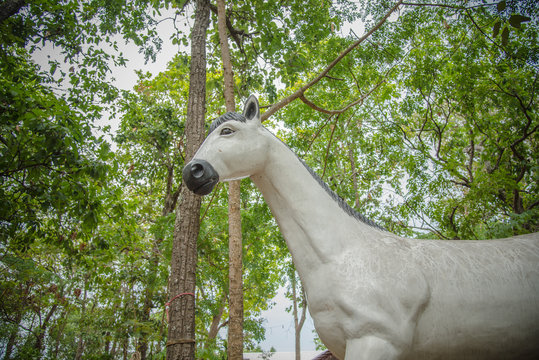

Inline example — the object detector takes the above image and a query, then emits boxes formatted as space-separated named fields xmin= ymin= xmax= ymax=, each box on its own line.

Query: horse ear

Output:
xmin=242 ymin=95 xmax=260 ymax=124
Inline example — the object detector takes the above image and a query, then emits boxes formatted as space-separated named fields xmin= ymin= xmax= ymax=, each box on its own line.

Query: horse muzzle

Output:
xmin=182 ymin=159 xmax=219 ymax=196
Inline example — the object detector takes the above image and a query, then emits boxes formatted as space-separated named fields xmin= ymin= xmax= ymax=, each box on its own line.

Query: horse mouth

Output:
xmin=192 ymin=177 xmax=219 ymax=195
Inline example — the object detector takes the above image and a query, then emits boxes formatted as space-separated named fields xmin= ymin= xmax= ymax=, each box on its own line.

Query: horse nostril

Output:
xmin=191 ymin=163 xmax=205 ymax=178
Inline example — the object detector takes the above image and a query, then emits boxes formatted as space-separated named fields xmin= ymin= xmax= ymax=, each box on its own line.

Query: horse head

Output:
xmin=182 ymin=95 xmax=267 ymax=195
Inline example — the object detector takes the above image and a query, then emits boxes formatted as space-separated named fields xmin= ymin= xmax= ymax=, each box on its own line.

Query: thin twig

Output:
xmin=199 ymin=183 xmax=221 ymax=223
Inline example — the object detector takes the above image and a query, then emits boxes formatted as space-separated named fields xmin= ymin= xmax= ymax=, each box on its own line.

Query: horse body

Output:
xmin=410 ymin=235 xmax=539 ymax=359
xmin=183 ymin=96 xmax=539 ymax=359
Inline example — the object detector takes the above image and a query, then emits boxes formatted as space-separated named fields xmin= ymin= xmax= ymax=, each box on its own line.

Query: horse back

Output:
xmin=411 ymin=233 xmax=539 ymax=359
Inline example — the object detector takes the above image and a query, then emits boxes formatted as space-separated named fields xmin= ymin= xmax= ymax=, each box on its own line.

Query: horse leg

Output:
xmin=345 ymin=336 xmax=402 ymax=360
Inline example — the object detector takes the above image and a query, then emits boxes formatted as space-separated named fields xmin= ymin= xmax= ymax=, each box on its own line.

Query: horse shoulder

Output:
xmin=306 ymin=234 xmax=431 ymax=358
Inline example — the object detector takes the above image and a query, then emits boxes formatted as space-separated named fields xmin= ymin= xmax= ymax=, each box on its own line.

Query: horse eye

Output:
xmin=220 ymin=127 xmax=234 ymax=136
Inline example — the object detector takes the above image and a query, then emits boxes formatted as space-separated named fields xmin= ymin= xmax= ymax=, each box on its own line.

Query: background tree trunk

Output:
xmin=206 ymin=292 xmax=227 ymax=341
xmin=227 ymin=181 xmax=243 ymax=359
xmin=34 ymin=303 xmax=58 ymax=355
xmin=166 ymin=0 xmax=209 ymax=359
xmin=216 ymin=0 xmax=244 ymax=358
xmin=75 ymin=281 xmax=89 ymax=360
xmin=4 ymin=307 xmax=23 ymax=360
xmin=291 ymin=272 xmax=307 ymax=360
xmin=138 ymin=165 xmax=179 ymax=360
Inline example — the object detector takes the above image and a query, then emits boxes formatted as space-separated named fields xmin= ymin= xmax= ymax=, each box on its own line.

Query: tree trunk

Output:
xmin=166 ymin=0 xmax=209 ymax=359
xmin=138 ymin=166 xmax=179 ymax=360
xmin=206 ymin=292 xmax=227 ymax=341
xmin=4 ymin=307 xmax=23 ymax=360
xmin=104 ymin=331 xmax=111 ymax=354
xmin=292 ymin=272 xmax=307 ymax=360
xmin=0 ymin=0 xmax=26 ymax=24
xmin=34 ymin=303 xmax=58 ymax=355
xmin=216 ymin=0 xmax=244 ymax=358
xmin=227 ymin=181 xmax=243 ymax=359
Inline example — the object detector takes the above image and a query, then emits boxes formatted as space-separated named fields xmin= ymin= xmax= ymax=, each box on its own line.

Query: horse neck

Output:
xmin=251 ymin=132 xmax=381 ymax=269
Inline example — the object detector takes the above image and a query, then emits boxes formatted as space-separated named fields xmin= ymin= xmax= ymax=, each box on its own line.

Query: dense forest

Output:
xmin=1 ymin=0 xmax=537 ymax=359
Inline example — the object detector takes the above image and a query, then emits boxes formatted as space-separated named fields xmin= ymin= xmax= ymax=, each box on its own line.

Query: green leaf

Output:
xmin=496 ymin=1 xmax=506 ymax=12
xmin=501 ymin=26 xmax=509 ymax=46
xmin=493 ymin=21 xmax=501 ymax=38
xmin=509 ymin=15 xmax=531 ymax=29
xmin=50 ymin=62 xmax=58 ymax=76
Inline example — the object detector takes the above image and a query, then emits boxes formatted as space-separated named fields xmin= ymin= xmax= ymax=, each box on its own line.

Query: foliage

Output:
xmin=1 ymin=0 xmax=538 ymax=359
xmin=356 ymin=0 xmax=539 ymax=239
xmin=204 ymin=0 xmax=362 ymax=102
xmin=271 ymin=0 xmax=538 ymax=239
xmin=0 ymin=46 xmax=114 ymax=252
xmin=0 ymin=0 xmax=170 ymax=359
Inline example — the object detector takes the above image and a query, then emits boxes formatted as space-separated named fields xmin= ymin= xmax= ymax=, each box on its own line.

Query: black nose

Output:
xmin=182 ymin=159 xmax=219 ymax=196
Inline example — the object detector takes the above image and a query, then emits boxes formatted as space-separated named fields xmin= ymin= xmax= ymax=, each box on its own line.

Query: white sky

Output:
xmin=258 ymin=286 xmax=318 ymax=352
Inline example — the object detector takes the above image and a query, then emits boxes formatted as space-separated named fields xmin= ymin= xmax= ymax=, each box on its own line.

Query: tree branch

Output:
xmin=466 ymin=129 xmax=475 ymax=184
xmin=402 ymin=2 xmax=495 ymax=10
xmin=199 ymin=183 xmax=221 ymax=224
xmin=464 ymin=9 xmax=509 ymax=57
xmin=448 ymin=205 xmax=460 ymax=238
xmin=401 ymin=2 xmax=464 ymax=10
xmin=403 ymin=198 xmax=449 ymax=239
xmin=299 ymin=78 xmax=386 ymax=115
xmin=260 ymin=0 xmax=403 ymax=121
xmin=209 ymin=3 xmax=257 ymax=54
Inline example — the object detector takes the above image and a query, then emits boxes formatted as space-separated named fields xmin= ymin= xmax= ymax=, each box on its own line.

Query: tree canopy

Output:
xmin=1 ymin=0 xmax=537 ymax=359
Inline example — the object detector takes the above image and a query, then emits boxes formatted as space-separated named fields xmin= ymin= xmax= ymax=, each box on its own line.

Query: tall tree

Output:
xmin=215 ymin=0 xmax=244 ymax=358
xmin=116 ymin=65 xmax=187 ymax=359
xmin=166 ymin=0 xmax=209 ymax=359
xmin=287 ymin=267 xmax=307 ymax=360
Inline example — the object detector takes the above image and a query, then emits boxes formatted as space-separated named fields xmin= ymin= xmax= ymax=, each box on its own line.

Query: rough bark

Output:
xmin=227 ymin=180 xmax=243 ymax=359
xmin=166 ymin=0 xmax=209 ymax=359
xmin=216 ymin=0 xmax=244 ymax=358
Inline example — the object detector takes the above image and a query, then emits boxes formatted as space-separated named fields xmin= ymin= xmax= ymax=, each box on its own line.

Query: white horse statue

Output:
xmin=183 ymin=95 xmax=539 ymax=360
